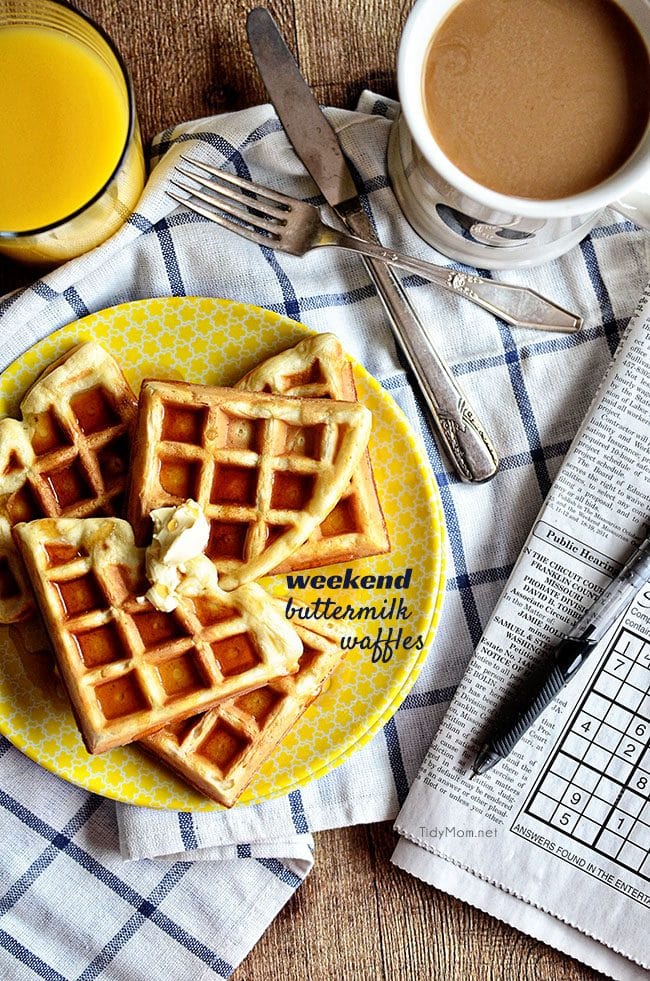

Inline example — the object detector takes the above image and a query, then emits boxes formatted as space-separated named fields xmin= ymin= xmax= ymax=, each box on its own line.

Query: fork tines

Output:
xmin=168 ymin=157 xmax=293 ymax=245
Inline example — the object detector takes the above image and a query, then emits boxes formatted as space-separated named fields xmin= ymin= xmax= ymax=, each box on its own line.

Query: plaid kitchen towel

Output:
xmin=0 ymin=92 xmax=647 ymax=979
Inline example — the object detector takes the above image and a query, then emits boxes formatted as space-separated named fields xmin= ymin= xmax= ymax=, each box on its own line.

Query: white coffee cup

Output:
xmin=387 ymin=0 xmax=650 ymax=269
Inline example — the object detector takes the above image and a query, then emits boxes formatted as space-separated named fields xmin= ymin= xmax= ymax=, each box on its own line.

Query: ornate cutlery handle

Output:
xmin=322 ymin=228 xmax=581 ymax=332
xmin=339 ymin=203 xmax=499 ymax=483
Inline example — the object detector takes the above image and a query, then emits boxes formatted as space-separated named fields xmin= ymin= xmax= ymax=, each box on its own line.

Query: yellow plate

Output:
xmin=0 ymin=297 xmax=446 ymax=810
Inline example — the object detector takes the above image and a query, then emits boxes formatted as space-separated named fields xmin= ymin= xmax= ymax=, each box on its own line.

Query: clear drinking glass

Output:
xmin=0 ymin=0 xmax=146 ymax=264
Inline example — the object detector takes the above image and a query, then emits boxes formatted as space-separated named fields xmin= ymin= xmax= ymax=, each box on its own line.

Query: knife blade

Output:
xmin=246 ymin=7 xmax=499 ymax=483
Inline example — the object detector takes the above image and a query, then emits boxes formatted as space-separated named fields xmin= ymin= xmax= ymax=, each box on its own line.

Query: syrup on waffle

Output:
xmin=0 ymin=343 xmax=137 ymax=623
xmin=235 ymin=333 xmax=389 ymax=572
xmin=14 ymin=517 xmax=303 ymax=754
xmin=127 ymin=379 xmax=372 ymax=590
xmin=141 ymin=607 xmax=346 ymax=806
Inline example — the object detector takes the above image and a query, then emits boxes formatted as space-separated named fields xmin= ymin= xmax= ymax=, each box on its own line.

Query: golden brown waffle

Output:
xmin=127 ymin=379 xmax=372 ymax=590
xmin=141 ymin=608 xmax=345 ymax=806
xmin=235 ymin=333 xmax=389 ymax=572
xmin=0 ymin=343 xmax=137 ymax=623
xmin=14 ymin=517 xmax=303 ymax=754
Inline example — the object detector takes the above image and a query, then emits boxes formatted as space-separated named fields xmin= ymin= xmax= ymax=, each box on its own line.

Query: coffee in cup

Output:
xmin=388 ymin=0 xmax=650 ymax=268
xmin=422 ymin=0 xmax=650 ymax=200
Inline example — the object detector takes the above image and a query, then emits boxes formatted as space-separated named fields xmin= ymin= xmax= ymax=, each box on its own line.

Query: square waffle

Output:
xmin=14 ymin=517 xmax=303 ymax=754
xmin=141 ymin=607 xmax=345 ymax=806
xmin=0 ymin=342 xmax=137 ymax=623
xmin=127 ymin=379 xmax=372 ymax=590
xmin=235 ymin=333 xmax=389 ymax=572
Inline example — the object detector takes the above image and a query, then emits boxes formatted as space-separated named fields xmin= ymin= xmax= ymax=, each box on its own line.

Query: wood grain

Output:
xmin=239 ymin=824 xmax=606 ymax=981
xmin=0 ymin=3 xmax=608 ymax=978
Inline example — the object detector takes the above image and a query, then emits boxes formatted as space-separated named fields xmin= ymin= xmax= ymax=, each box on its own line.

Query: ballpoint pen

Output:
xmin=472 ymin=529 xmax=650 ymax=776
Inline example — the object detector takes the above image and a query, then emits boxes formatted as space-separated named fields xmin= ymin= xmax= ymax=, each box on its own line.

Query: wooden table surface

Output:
xmin=0 ymin=2 xmax=607 ymax=978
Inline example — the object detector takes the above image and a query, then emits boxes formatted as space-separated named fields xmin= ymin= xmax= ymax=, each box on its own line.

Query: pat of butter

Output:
xmin=145 ymin=500 xmax=211 ymax=612
xmin=149 ymin=499 xmax=210 ymax=563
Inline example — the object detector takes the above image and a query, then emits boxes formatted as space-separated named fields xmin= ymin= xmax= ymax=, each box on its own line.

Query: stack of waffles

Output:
xmin=0 ymin=343 xmax=137 ymax=622
xmin=5 ymin=332 xmax=389 ymax=806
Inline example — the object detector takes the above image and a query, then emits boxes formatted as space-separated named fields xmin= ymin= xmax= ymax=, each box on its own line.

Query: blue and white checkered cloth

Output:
xmin=0 ymin=92 xmax=647 ymax=979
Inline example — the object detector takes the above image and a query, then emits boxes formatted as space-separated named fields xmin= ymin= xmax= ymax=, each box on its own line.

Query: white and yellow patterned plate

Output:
xmin=0 ymin=297 xmax=446 ymax=810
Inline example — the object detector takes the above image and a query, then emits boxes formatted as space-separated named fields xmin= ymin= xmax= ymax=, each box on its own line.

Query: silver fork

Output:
xmin=168 ymin=157 xmax=582 ymax=334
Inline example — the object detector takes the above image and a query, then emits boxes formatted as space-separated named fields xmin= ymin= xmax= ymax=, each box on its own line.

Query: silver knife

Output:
xmin=246 ymin=6 xmax=499 ymax=483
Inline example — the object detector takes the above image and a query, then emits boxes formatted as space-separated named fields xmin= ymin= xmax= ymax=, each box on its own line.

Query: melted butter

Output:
xmin=145 ymin=500 xmax=212 ymax=611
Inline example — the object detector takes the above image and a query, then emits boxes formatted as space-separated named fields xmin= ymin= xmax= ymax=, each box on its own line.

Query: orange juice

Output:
xmin=0 ymin=25 xmax=130 ymax=232
xmin=0 ymin=1 xmax=145 ymax=265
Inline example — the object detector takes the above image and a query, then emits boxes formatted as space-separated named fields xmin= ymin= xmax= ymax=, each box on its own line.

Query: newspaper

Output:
xmin=393 ymin=282 xmax=650 ymax=981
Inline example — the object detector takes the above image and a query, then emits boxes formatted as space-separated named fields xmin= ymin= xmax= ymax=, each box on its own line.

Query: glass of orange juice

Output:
xmin=0 ymin=0 xmax=146 ymax=264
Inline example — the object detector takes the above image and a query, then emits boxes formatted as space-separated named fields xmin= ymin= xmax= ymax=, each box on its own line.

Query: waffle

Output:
xmin=235 ymin=333 xmax=389 ymax=572
xmin=141 ymin=606 xmax=346 ymax=806
xmin=14 ymin=517 xmax=303 ymax=754
xmin=0 ymin=342 xmax=137 ymax=623
xmin=127 ymin=379 xmax=372 ymax=590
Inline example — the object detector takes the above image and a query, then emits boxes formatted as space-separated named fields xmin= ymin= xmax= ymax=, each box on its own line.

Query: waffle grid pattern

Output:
xmin=0 ymin=343 xmax=137 ymax=622
xmin=15 ymin=519 xmax=302 ymax=753
xmin=129 ymin=380 xmax=371 ymax=588
xmin=13 ymin=391 xmax=131 ymax=518
xmin=235 ymin=333 xmax=389 ymax=573
xmin=142 ymin=617 xmax=345 ymax=806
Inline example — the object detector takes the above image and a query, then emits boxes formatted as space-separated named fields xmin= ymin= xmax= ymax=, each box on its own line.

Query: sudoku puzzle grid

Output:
xmin=523 ymin=626 xmax=650 ymax=880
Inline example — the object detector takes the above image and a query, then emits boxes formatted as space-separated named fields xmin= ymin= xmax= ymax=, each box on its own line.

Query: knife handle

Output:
xmin=339 ymin=204 xmax=499 ymax=483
